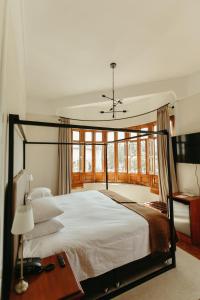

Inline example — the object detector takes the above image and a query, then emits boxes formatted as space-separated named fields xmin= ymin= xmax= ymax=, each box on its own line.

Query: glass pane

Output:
xmin=73 ymin=145 xmax=80 ymax=172
xmin=154 ymin=139 xmax=158 ymax=175
xmin=128 ymin=142 xmax=137 ymax=173
xmin=107 ymin=132 xmax=114 ymax=141
xmin=153 ymin=125 xmax=157 ymax=137
xmin=170 ymin=120 xmax=174 ymax=135
xmin=85 ymin=132 xmax=92 ymax=141
xmin=149 ymin=157 xmax=154 ymax=174
xmin=130 ymin=132 xmax=137 ymax=138
xmin=149 ymin=139 xmax=154 ymax=156
xmin=118 ymin=143 xmax=126 ymax=172
xmin=107 ymin=143 xmax=115 ymax=172
xmin=141 ymin=127 xmax=148 ymax=139
xmin=85 ymin=145 xmax=92 ymax=172
xmin=118 ymin=132 xmax=125 ymax=140
xmin=149 ymin=139 xmax=154 ymax=174
xmin=96 ymin=132 xmax=102 ymax=142
xmin=141 ymin=140 xmax=146 ymax=174
xmin=73 ymin=131 xmax=79 ymax=141
xmin=95 ymin=145 xmax=103 ymax=172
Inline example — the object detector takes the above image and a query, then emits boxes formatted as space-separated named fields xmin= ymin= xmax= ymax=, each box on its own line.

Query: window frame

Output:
xmin=71 ymin=116 xmax=175 ymax=189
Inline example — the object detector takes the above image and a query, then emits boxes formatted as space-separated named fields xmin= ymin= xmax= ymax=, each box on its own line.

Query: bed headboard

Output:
xmin=12 ymin=169 xmax=29 ymax=265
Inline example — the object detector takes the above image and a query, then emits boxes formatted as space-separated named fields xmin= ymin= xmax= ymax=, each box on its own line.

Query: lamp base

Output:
xmin=15 ymin=279 xmax=28 ymax=294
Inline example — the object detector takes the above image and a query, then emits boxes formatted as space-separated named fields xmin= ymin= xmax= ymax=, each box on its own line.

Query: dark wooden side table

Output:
xmin=10 ymin=252 xmax=84 ymax=300
xmin=172 ymin=193 xmax=200 ymax=246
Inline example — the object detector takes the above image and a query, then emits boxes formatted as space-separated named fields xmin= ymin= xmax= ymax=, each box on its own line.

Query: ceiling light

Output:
xmin=100 ymin=62 xmax=127 ymax=119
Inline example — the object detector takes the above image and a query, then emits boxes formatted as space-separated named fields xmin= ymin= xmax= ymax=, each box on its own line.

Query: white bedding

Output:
xmin=24 ymin=190 xmax=151 ymax=281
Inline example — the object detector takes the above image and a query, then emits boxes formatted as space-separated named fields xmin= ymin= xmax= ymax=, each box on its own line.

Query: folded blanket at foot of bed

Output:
xmin=100 ymin=190 xmax=170 ymax=253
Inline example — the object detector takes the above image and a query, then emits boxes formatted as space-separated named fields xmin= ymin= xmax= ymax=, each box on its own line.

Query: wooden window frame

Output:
xmin=72 ymin=116 xmax=174 ymax=193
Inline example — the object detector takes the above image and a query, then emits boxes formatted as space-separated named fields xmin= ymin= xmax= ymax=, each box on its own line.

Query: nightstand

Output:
xmin=10 ymin=252 xmax=84 ymax=300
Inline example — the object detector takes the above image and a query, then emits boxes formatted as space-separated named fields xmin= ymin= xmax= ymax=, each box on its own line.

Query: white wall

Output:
xmin=175 ymin=94 xmax=200 ymax=196
xmin=175 ymin=93 xmax=200 ymax=135
xmin=26 ymin=114 xmax=58 ymax=195
xmin=0 ymin=0 xmax=27 ymax=295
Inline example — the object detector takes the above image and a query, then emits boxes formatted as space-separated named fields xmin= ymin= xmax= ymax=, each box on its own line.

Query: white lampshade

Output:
xmin=27 ymin=174 xmax=34 ymax=182
xmin=11 ymin=204 xmax=34 ymax=235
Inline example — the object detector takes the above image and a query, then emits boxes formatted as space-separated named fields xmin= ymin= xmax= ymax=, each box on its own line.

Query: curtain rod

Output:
xmin=58 ymin=103 xmax=171 ymax=122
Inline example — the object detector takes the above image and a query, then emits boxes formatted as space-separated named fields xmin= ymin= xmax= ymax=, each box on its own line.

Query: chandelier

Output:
xmin=100 ymin=62 xmax=127 ymax=119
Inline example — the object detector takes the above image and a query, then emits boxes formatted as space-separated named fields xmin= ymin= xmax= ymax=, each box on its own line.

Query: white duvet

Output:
xmin=24 ymin=190 xmax=151 ymax=281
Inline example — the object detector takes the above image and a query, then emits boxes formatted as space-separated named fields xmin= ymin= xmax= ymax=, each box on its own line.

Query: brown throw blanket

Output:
xmin=100 ymin=190 xmax=170 ymax=254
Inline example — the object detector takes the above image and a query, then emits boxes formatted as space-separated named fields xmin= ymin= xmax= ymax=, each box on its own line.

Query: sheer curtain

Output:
xmin=58 ymin=118 xmax=72 ymax=195
xmin=157 ymin=105 xmax=178 ymax=202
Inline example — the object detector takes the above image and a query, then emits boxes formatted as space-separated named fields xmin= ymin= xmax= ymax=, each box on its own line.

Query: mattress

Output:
xmin=23 ymin=190 xmax=151 ymax=281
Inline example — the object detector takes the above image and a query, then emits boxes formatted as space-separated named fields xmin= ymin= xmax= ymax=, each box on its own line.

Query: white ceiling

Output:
xmin=55 ymin=92 xmax=174 ymax=127
xmin=57 ymin=92 xmax=173 ymax=120
xmin=23 ymin=0 xmax=200 ymax=103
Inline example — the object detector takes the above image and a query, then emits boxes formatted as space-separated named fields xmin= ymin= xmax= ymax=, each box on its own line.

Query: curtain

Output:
xmin=58 ymin=118 xmax=72 ymax=195
xmin=157 ymin=105 xmax=178 ymax=202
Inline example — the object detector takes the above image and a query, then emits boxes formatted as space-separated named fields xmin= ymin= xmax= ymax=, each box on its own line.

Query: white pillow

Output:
xmin=24 ymin=219 xmax=64 ymax=240
xmin=31 ymin=197 xmax=64 ymax=223
xmin=29 ymin=187 xmax=52 ymax=200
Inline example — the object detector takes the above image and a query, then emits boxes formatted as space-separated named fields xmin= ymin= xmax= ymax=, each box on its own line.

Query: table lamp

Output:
xmin=11 ymin=204 xmax=34 ymax=294
xmin=27 ymin=174 xmax=34 ymax=193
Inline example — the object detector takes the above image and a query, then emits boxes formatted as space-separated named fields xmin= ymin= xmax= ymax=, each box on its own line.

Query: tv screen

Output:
xmin=172 ymin=132 xmax=200 ymax=164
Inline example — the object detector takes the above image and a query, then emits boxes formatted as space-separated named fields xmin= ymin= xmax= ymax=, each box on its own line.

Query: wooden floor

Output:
xmin=177 ymin=232 xmax=200 ymax=259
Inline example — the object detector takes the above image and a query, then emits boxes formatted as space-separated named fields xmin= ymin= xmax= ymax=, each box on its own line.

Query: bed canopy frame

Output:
xmin=2 ymin=113 xmax=176 ymax=300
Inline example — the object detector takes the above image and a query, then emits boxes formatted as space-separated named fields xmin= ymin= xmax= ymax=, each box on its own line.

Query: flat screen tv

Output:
xmin=172 ymin=132 xmax=200 ymax=164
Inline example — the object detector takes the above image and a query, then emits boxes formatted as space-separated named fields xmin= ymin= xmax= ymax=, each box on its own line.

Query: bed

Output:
xmin=2 ymin=114 xmax=176 ymax=300
xmin=23 ymin=190 xmax=151 ymax=282
xmin=11 ymin=170 xmax=171 ymax=299
xmin=21 ymin=188 xmax=172 ymax=299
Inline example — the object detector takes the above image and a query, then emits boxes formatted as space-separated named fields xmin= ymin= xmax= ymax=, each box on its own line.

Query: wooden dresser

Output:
xmin=172 ymin=193 xmax=200 ymax=246
xmin=10 ymin=252 xmax=84 ymax=300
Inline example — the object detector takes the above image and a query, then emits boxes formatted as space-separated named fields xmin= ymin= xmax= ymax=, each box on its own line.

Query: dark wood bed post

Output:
xmin=105 ymin=143 xmax=108 ymax=190
xmin=166 ymin=130 xmax=176 ymax=267
xmin=2 ymin=114 xmax=16 ymax=300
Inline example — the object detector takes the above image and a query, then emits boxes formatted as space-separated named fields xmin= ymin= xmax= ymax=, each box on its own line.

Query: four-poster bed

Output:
xmin=2 ymin=114 xmax=176 ymax=300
